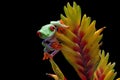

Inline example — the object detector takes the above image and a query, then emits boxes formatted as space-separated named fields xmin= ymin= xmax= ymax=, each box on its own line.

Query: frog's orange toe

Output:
xmin=42 ymin=52 xmax=52 ymax=60
xmin=57 ymin=27 xmax=65 ymax=33
xmin=51 ymin=42 xmax=62 ymax=50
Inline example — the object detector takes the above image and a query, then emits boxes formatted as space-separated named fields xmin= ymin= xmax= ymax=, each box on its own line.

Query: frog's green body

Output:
xmin=37 ymin=20 xmax=68 ymax=60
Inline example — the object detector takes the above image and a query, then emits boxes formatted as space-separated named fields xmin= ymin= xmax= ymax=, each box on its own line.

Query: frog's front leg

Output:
xmin=42 ymin=37 xmax=62 ymax=60
xmin=42 ymin=37 xmax=58 ymax=52
xmin=42 ymin=43 xmax=53 ymax=60
xmin=42 ymin=41 xmax=54 ymax=52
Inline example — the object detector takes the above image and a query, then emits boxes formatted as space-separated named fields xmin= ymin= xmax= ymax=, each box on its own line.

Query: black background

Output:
xmin=31 ymin=0 xmax=120 ymax=80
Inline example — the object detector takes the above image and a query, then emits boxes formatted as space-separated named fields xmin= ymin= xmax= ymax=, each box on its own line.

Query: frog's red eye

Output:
xmin=50 ymin=26 xmax=55 ymax=31
xmin=36 ymin=31 xmax=41 ymax=37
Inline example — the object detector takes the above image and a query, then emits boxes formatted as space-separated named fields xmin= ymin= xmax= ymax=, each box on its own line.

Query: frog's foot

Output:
xmin=42 ymin=52 xmax=52 ymax=60
xmin=57 ymin=27 xmax=65 ymax=33
xmin=51 ymin=42 xmax=62 ymax=50
xmin=60 ymin=19 xmax=64 ymax=24
xmin=60 ymin=19 xmax=69 ymax=28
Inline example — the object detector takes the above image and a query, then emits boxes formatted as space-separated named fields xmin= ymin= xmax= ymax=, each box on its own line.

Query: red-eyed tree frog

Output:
xmin=36 ymin=20 xmax=69 ymax=60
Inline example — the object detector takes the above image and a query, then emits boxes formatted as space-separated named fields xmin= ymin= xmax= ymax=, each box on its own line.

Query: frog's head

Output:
xmin=36 ymin=24 xmax=56 ymax=39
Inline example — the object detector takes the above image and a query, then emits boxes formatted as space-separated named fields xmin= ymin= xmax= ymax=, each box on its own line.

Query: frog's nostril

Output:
xmin=36 ymin=31 xmax=41 ymax=37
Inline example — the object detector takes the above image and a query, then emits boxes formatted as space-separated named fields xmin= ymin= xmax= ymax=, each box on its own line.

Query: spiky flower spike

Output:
xmin=93 ymin=50 xmax=117 ymax=80
xmin=55 ymin=2 xmax=119 ymax=80
xmin=38 ymin=1 xmax=120 ymax=80
xmin=56 ymin=2 xmax=104 ymax=79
